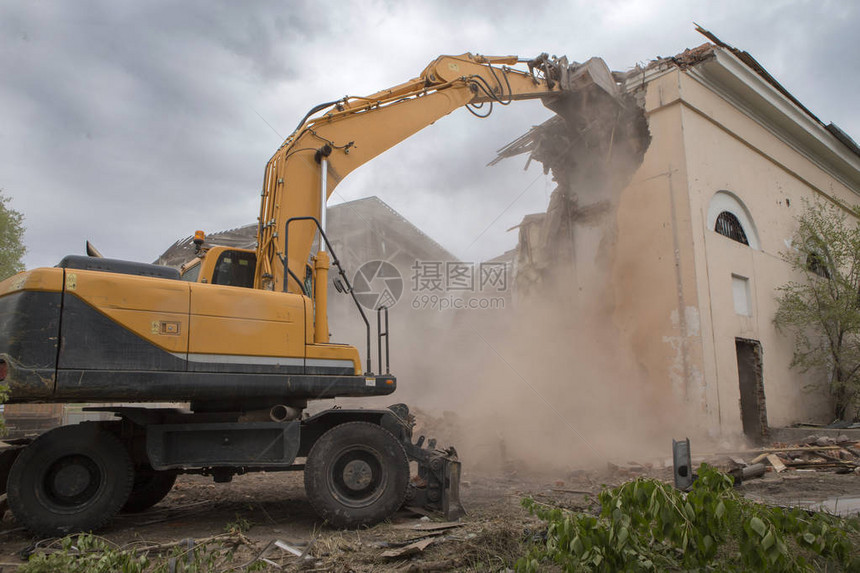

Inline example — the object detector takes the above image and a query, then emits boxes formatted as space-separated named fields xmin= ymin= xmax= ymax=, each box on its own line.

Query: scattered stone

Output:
xmin=767 ymin=454 xmax=787 ymax=473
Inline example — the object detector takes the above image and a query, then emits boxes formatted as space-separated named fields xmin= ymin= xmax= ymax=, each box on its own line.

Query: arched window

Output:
xmin=707 ymin=191 xmax=760 ymax=250
xmin=715 ymin=211 xmax=749 ymax=245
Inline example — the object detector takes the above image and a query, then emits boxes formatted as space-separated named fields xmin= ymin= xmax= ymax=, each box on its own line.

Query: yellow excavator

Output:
xmin=0 ymin=52 xmax=609 ymax=535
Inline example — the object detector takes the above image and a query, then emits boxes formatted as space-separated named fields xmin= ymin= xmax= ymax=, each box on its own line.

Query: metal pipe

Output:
xmin=270 ymin=404 xmax=302 ymax=422
xmin=319 ymin=158 xmax=327 ymax=253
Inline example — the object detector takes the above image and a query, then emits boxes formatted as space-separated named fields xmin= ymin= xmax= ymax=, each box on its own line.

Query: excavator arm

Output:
xmin=255 ymin=53 xmax=578 ymax=299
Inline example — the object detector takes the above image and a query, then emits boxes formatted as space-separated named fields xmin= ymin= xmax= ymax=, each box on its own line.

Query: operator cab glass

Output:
xmin=212 ymin=250 xmax=256 ymax=288
xmin=180 ymin=259 xmax=201 ymax=282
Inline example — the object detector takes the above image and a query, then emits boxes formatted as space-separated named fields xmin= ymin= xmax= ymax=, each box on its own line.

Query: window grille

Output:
xmin=806 ymin=252 xmax=831 ymax=279
xmin=715 ymin=211 xmax=749 ymax=245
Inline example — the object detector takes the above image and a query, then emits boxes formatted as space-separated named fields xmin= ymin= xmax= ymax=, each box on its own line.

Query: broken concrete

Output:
xmin=494 ymin=56 xmax=651 ymax=300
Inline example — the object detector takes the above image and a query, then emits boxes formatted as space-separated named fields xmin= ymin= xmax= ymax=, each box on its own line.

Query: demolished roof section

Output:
xmin=636 ymin=26 xmax=860 ymax=160
xmin=491 ymin=56 xmax=651 ymax=298
xmin=154 ymin=196 xmax=457 ymax=270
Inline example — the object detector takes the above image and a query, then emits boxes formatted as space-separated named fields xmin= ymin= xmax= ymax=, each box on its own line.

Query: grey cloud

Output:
xmin=1 ymin=0 xmax=858 ymax=270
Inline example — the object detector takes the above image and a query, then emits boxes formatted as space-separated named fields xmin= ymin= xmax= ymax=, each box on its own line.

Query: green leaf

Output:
xmin=684 ymin=502 xmax=696 ymax=521
xmin=762 ymin=531 xmax=774 ymax=550
xmin=802 ymin=532 xmax=816 ymax=545
xmin=750 ymin=516 xmax=767 ymax=537
xmin=715 ymin=500 xmax=726 ymax=519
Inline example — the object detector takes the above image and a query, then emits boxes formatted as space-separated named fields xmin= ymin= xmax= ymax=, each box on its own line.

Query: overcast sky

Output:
xmin=2 ymin=0 xmax=858 ymax=269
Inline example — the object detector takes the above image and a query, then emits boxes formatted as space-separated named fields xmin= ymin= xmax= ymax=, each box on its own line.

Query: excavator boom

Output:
xmin=255 ymin=53 xmax=576 ymax=299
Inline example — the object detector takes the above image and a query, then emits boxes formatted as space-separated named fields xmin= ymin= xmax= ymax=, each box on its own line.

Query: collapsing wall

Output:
xmin=443 ymin=58 xmax=685 ymax=470
xmin=495 ymin=58 xmax=650 ymax=301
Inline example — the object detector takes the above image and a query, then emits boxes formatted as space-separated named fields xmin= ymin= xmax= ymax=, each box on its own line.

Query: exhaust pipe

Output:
xmin=237 ymin=405 xmax=303 ymax=423
xmin=270 ymin=404 xmax=302 ymax=422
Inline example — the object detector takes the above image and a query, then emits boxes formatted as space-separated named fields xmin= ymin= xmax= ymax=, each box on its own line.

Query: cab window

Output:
xmin=212 ymin=251 xmax=256 ymax=288
xmin=180 ymin=261 xmax=201 ymax=282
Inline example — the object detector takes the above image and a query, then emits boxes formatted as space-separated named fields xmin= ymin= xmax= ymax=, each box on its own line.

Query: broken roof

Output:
xmin=154 ymin=195 xmax=457 ymax=268
xmin=495 ymin=29 xmax=860 ymax=190
xmin=640 ymin=25 xmax=860 ymax=159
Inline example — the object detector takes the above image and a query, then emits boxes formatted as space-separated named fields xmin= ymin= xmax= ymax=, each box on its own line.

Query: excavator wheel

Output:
xmin=304 ymin=421 xmax=409 ymax=528
xmin=7 ymin=424 xmax=134 ymax=536
xmin=122 ymin=467 xmax=178 ymax=513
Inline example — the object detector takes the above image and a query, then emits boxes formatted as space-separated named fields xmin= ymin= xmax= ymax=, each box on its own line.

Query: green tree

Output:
xmin=0 ymin=190 xmax=26 ymax=280
xmin=774 ymin=201 xmax=860 ymax=421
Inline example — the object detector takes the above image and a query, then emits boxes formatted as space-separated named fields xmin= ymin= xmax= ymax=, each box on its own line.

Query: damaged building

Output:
xmin=499 ymin=31 xmax=860 ymax=441
xmin=156 ymin=195 xmax=458 ymax=336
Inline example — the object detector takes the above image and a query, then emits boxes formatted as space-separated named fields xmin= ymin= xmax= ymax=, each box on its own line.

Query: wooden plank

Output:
xmin=393 ymin=522 xmax=464 ymax=532
xmin=381 ymin=538 xmax=435 ymax=559
xmin=704 ymin=445 xmax=844 ymax=457
xmin=767 ymin=454 xmax=787 ymax=473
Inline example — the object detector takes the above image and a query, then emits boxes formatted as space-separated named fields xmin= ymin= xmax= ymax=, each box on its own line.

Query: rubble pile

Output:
xmin=729 ymin=435 xmax=860 ymax=478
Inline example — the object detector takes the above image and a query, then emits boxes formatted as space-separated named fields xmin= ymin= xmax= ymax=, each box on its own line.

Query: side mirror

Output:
xmin=86 ymin=241 xmax=104 ymax=258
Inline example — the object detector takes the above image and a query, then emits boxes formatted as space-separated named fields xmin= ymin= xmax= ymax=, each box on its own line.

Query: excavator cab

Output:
xmin=180 ymin=246 xmax=257 ymax=289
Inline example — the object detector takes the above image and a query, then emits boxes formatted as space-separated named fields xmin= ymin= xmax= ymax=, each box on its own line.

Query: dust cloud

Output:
xmin=323 ymin=65 xmax=723 ymax=477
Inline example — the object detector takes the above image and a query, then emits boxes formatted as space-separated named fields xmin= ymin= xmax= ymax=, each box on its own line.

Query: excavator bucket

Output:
xmin=383 ymin=404 xmax=465 ymax=520
xmin=440 ymin=451 xmax=464 ymax=521
xmin=406 ymin=442 xmax=465 ymax=521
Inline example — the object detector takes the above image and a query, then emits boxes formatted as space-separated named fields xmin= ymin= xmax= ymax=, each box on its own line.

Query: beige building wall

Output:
xmin=612 ymin=48 xmax=860 ymax=438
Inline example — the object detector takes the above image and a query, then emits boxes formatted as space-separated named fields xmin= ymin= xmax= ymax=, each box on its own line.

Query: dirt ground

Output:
xmin=0 ymin=460 xmax=859 ymax=572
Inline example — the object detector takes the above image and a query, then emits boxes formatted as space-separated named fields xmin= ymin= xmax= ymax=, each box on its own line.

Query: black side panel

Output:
xmin=54 ymin=370 xmax=397 ymax=403
xmin=147 ymin=421 xmax=300 ymax=469
xmin=186 ymin=361 xmax=350 ymax=376
xmin=305 ymin=364 xmax=355 ymax=376
xmin=0 ymin=291 xmax=61 ymax=399
xmin=186 ymin=360 xmax=305 ymax=375
xmin=58 ymin=294 xmax=187 ymax=371
xmin=0 ymin=291 xmax=61 ymax=369
xmin=58 ymin=255 xmax=180 ymax=280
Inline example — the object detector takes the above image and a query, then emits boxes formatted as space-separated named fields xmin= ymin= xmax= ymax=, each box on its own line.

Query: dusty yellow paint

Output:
xmin=313 ymin=250 xmax=330 ymax=344
xmin=306 ymin=343 xmax=361 ymax=374
xmin=188 ymin=282 xmax=305 ymax=358
xmin=0 ymin=268 xmax=64 ymax=296
xmin=71 ymin=270 xmax=191 ymax=354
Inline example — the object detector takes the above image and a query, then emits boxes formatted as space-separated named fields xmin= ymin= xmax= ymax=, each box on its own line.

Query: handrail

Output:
xmin=377 ymin=306 xmax=390 ymax=375
xmin=284 ymin=216 xmax=373 ymax=375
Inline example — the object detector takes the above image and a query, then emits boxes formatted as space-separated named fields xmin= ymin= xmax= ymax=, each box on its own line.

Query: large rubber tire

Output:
xmin=121 ymin=468 xmax=177 ymax=513
xmin=7 ymin=424 xmax=134 ymax=537
xmin=304 ymin=421 xmax=409 ymax=528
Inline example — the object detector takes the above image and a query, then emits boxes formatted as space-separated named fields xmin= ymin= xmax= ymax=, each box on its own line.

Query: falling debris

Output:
xmin=494 ymin=57 xmax=651 ymax=299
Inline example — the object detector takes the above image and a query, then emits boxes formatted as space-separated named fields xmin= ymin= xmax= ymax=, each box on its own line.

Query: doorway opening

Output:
xmin=735 ymin=338 xmax=768 ymax=443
